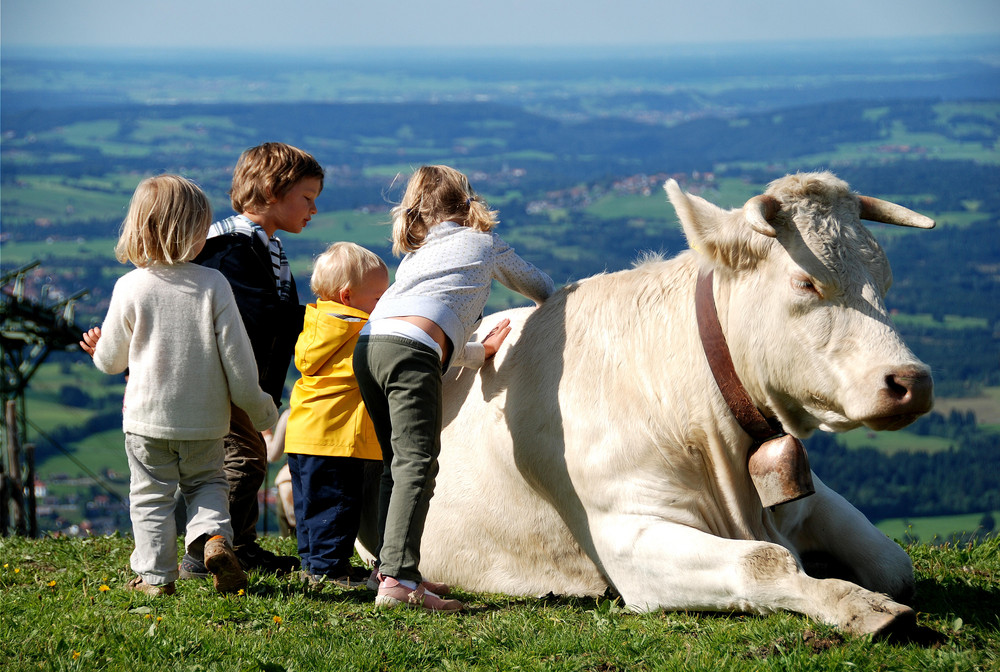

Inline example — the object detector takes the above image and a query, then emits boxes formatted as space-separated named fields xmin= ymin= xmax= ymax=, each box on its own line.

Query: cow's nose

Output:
xmin=884 ymin=366 xmax=934 ymax=413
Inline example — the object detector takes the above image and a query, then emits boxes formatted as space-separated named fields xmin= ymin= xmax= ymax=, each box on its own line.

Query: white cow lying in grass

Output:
xmin=357 ymin=172 xmax=935 ymax=636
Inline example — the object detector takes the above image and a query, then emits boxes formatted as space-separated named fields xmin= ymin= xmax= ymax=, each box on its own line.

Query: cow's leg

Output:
xmin=775 ymin=476 xmax=915 ymax=603
xmin=597 ymin=519 xmax=914 ymax=636
xmin=353 ymin=459 xmax=383 ymax=568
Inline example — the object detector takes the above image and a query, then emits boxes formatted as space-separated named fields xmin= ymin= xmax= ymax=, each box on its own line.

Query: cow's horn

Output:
xmin=744 ymin=195 xmax=781 ymax=237
xmin=858 ymin=196 xmax=935 ymax=229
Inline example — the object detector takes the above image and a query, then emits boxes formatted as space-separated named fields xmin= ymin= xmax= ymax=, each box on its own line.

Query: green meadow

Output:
xmin=1 ymin=534 xmax=998 ymax=671
xmin=877 ymin=511 xmax=999 ymax=544
xmin=835 ymin=427 xmax=964 ymax=455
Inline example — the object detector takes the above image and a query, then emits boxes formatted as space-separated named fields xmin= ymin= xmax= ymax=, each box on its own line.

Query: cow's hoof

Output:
xmin=845 ymin=601 xmax=916 ymax=638
xmin=870 ymin=606 xmax=917 ymax=641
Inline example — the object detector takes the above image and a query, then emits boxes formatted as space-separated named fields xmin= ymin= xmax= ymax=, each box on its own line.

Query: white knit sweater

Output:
xmin=93 ymin=263 xmax=278 ymax=440
xmin=369 ymin=221 xmax=554 ymax=369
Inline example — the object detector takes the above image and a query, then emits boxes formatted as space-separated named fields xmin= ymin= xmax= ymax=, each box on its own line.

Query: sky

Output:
xmin=2 ymin=0 xmax=999 ymax=51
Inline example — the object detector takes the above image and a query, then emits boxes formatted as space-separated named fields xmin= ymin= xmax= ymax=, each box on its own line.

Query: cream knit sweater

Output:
xmin=93 ymin=263 xmax=278 ymax=440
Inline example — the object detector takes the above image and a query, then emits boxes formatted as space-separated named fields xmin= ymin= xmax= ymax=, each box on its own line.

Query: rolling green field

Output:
xmin=837 ymin=428 xmax=957 ymax=454
xmin=877 ymin=511 xmax=998 ymax=544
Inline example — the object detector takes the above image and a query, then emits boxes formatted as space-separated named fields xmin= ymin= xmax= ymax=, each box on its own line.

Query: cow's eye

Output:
xmin=793 ymin=276 xmax=821 ymax=297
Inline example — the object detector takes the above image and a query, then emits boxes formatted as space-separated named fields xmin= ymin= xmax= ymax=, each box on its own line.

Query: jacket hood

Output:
xmin=295 ymin=300 xmax=368 ymax=376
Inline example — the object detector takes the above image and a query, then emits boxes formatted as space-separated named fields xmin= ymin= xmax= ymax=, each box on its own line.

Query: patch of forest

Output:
xmin=807 ymin=410 xmax=999 ymax=522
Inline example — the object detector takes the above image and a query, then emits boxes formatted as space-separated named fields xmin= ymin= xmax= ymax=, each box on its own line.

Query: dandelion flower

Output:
xmin=48 ymin=580 xmax=56 ymax=587
xmin=145 ymin=614 xmax=151 ymax=620
xmin=72 ymin=651 xmax=81 ymax=660
xmin=156 ymin=617 xmax=162 ymax=622
xmin=273 ymin=616 xmax=282 ymax=625
xmin=237 ymin=589 xmax=245 ymax=596
xmin=99 ymin=584 xmax=110 ymax=592
xmin=14 ymin=568 xmax=20 ymax=574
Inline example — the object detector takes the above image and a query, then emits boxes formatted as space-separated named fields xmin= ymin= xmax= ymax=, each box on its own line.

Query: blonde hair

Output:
xmin=115 ymin=175 xmax=212 ymax=267
xmin=229 ymin=142 xmax=325 ymax=214
xmin=389 ymin=165 xmax=498 ymax=256
xmin=311 ymin=242 xmax=388 ymax=301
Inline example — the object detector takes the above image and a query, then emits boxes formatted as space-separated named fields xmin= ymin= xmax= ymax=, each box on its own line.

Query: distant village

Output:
xmin=33 ymin=471 xmax=286 ymax=538
xmin=526 ymin=171 xmax=715 ymax=214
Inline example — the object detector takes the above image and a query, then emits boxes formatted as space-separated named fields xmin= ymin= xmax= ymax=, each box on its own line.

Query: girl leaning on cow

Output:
xmin=353 ymin=164 xmax=555 ymax=612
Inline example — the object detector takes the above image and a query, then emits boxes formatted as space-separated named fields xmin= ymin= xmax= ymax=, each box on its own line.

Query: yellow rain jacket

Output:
xmin=284 ymin=300 xmax=381 ymax=459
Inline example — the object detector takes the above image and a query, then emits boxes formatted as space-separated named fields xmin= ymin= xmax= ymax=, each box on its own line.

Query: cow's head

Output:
xmin=666 ymin=172 xmax=934 ymax=437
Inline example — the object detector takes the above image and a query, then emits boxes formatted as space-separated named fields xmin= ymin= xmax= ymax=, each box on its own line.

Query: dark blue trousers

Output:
xmin=287 ymin=452 xmax=373 ymax=578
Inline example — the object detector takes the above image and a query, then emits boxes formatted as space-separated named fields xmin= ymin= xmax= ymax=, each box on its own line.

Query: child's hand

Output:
xmin=482 ymin=318 xmax=512 ymax=360
xmin=79 ymin=327 xmax=101 ymax=357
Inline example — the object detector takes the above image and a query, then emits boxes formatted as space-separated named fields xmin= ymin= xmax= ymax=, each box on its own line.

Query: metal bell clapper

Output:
xmin=748 ymin=434 xmax=816 ymax=508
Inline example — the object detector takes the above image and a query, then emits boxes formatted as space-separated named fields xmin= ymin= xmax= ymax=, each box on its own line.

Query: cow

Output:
xmin=356 ymin=171 xmax=935 ymax=636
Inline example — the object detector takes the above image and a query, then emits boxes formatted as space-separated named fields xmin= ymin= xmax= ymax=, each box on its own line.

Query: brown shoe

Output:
xmin=125 ymin=575 xmax=176 ymax=596
xmin=203 ymin=535 xmax=248 ymax=594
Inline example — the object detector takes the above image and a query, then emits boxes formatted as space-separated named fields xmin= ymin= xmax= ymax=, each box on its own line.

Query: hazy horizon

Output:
xmin=3 ymin=34 xmax=998 ymax=66
xmin=3 ymin=0 xmax=998 ymax=53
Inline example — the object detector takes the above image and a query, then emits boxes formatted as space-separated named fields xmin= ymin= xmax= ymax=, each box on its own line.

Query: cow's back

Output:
xmin=416 ymin=258 xmax=717 ymax=595
xmin=419 ymin=305 xmax=610 ymax=595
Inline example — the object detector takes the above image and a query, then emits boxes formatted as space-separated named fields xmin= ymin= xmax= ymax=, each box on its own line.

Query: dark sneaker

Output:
xmin=126 ymin=575 xmax=176 ymax=596
xmin=298 ymin=570 xmax=325 ymax=588
xmin=301 ymin=565 xmax=369 ymax=588
xmin=330 ymin=565 xmax=371 ymax=589
xmin=366 ymin=568 xmax=380 ymax=591
xmin=236 ymin=544 xmax=299 ymax=575
xmin=178 ymin=553 xmax=210 ymax=580
xmin=204 ymin=535 xmax=248 ymax=594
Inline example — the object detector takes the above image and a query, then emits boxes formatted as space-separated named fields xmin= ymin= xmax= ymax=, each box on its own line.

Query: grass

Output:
xmin=836 ymin=427 xmax=955 ymax=454
xmin=1 ymin=535 xmax=997 ymax=671
xmin=933 ymin=387 xmax=1000 ymax=425
xmin=0 ymin=237 xmax=120 ymax=267
xmin=0 ymin=176 xmax=128 ymax=225
xmin=293 ymin=210 xmax=393 ymax=251
xmin=891 ymin=313 xmax=992 ymax=330
xmin=583 ymin=193 xmax=678 ymax=222
xmin=35 ymin=429 xmax=129 ymax=482
xmin=877 ymin=511 xmax=998 ymax=543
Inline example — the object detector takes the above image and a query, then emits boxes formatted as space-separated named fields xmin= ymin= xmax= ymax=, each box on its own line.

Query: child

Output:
xmin=80 ymin=175 xmax=278 ymax=596
xmin=284 ymin=242 xmax=389 ymax=587
xmin=184 ymin=142 xmax=324 ymax=578
xmin=354 ymin=165 xmax=555 ymax=612
xmin=261 ymin=409 xmax=296 ymax=538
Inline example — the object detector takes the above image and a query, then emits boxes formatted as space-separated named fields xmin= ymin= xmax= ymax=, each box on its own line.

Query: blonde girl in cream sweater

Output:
xmin=81 ymin=175 xmax=277 ymax=596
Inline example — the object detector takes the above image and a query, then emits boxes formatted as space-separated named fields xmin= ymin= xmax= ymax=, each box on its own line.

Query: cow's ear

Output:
xmin=664 ymin=180 xmax=771 ymax=270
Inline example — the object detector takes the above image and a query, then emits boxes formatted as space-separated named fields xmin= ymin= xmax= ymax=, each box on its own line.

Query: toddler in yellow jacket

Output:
xmin=285 ymin=242 xmax=388 ymax=585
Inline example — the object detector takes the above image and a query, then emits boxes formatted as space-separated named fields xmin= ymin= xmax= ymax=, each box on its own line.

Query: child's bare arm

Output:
xmin=79 ymin=327 xmax=102 ymax=357
xmin=481 ymin=318 xmax=511 ymax=360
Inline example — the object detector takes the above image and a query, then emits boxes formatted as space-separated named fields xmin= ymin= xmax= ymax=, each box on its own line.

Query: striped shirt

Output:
xmin=207 ymin=214 xmax=292 ymax=301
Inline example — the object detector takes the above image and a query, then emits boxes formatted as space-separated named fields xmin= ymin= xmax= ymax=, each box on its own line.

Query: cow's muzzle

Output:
xmin=864 ymin=366 xmax=934 ymax=431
